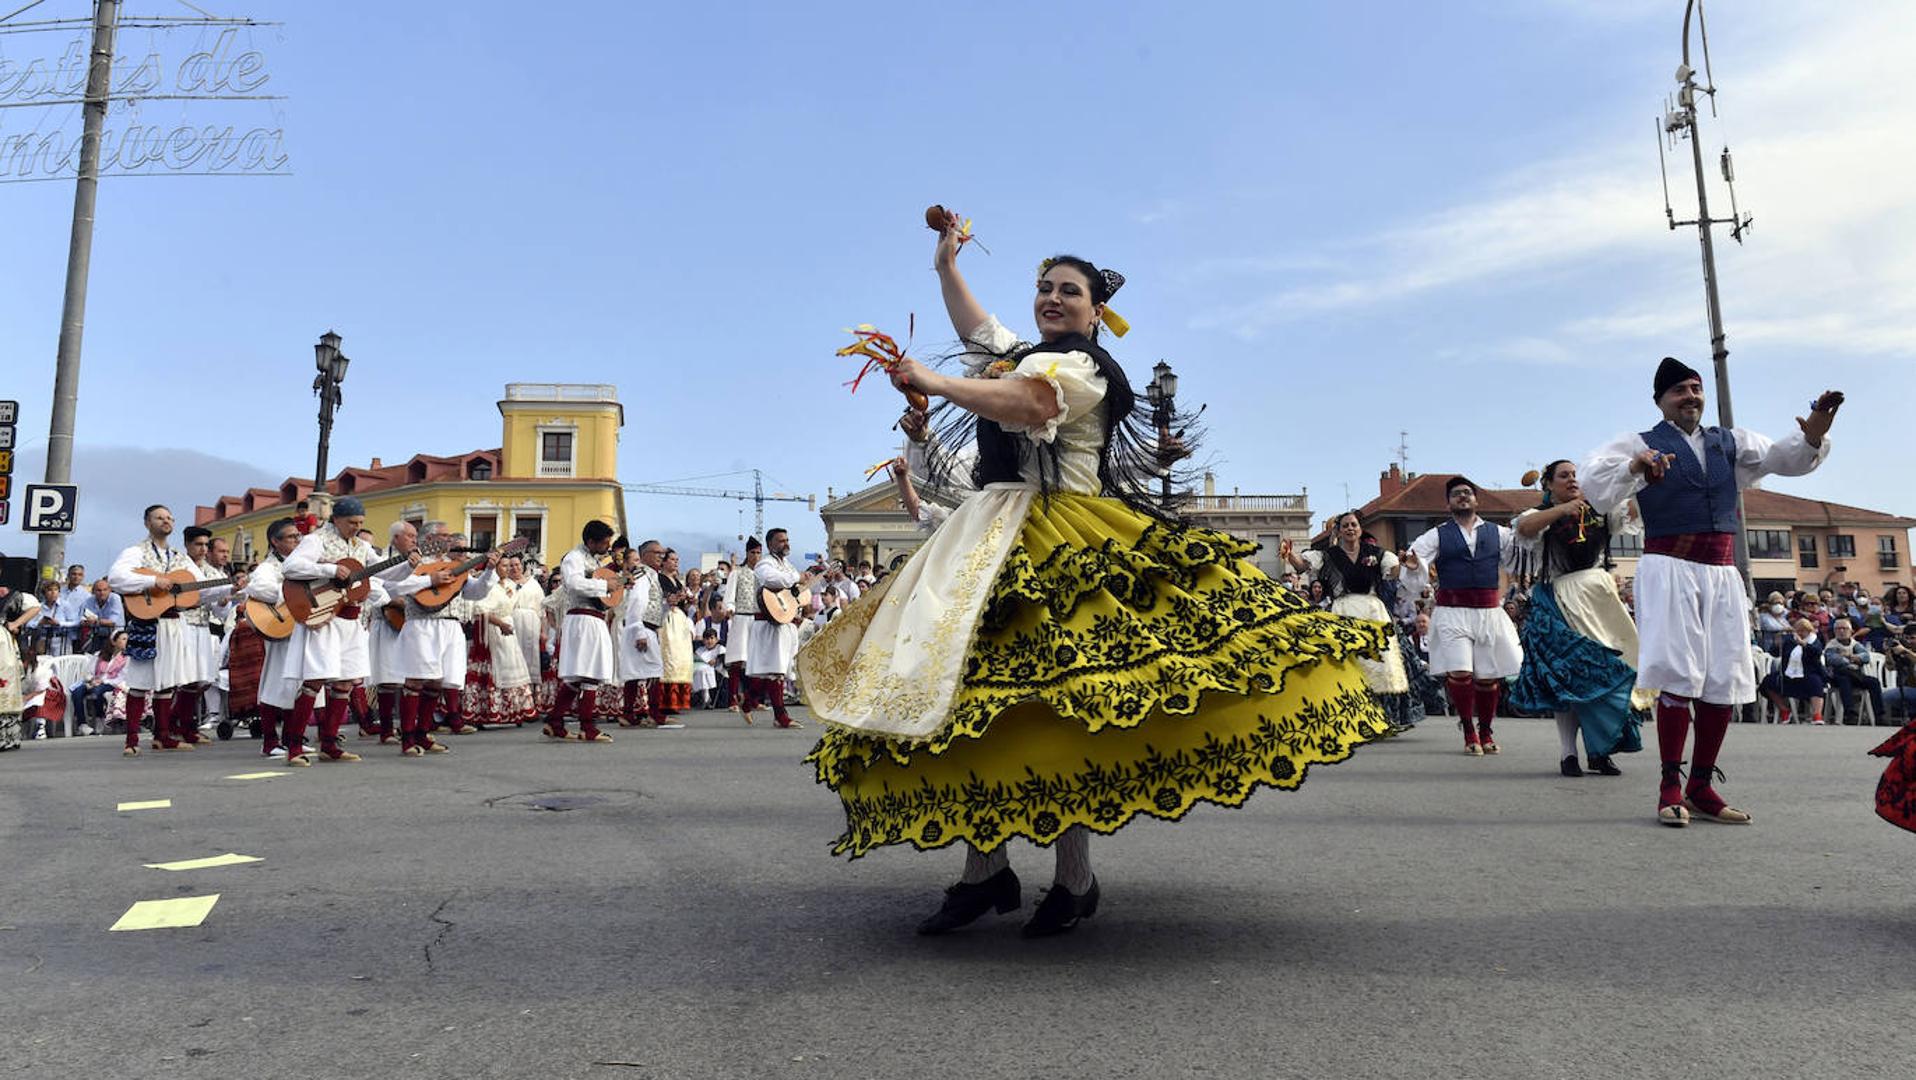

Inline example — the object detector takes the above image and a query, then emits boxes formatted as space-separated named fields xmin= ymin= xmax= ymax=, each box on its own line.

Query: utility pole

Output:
xmin=36 ymin=0 xmax=120 ymax=581
xmin=1659 ymin=0 xmax=1755 ymax=594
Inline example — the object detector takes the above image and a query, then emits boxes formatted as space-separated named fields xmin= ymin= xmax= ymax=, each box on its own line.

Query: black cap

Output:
xmin=1444 ymin=475 xmax=1477 ymax=496
xmin=1653 ymin=356 xmax=1702 ymax=401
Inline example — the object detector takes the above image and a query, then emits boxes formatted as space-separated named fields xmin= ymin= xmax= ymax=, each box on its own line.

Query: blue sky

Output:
xmin=4 ymin=0 xmax=1911 ymax=576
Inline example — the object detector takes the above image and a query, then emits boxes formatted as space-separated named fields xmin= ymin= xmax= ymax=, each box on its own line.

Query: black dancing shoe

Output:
xmin=1586 ymin=753 xmax=1622 ymax=776
xmin=1021 ymin=877 xmax=1100 ymax=938
xmin=917 ymin=867 xmax=1021 ymax=936
xmin=1560 ymin=755 xmax=1584 ymax=777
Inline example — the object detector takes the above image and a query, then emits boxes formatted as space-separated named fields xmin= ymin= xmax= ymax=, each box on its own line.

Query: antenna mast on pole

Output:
xmin=1657 ymin=0 xmax=1756 ymax=594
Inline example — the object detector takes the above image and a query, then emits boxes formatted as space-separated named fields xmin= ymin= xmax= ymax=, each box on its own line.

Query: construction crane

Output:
xmin=622 ymin=468 xmax=815 ymax=542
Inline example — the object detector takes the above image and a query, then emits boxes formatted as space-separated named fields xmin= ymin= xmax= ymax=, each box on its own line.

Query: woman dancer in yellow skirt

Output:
xmin=797 ymin=220 xmax=1392 ymax=937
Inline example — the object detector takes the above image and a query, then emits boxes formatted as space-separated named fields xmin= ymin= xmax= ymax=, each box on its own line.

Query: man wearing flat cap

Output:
xmin=281 ymin=495 xmax=389 ymax=765
xmin=1400 ymin=475 xmax=1524 ymax=756
xmin=1582 ymin=357 xmax=1843 ymax=827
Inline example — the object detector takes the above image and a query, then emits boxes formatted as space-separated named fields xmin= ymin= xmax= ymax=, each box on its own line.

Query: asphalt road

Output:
xmin=3 ymin=711 xmax=1912 ymax=1080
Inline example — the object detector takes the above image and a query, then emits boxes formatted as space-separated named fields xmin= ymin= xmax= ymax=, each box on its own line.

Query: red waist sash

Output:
xmin=1434 ymin=587 xmax=1500 ymax=609
xmin=1644 ymin=532 xmax=1736 ymax=566
xmin=336 ymin=603 xmax=362 ymax=620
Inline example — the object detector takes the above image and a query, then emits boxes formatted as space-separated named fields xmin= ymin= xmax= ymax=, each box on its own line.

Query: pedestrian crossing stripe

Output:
xmin=109 ymin=895 xmax=220 ymax=931
xmin=223 ymin=771 xmax=285 ymax=780
xmin=116 ymin=799 xmax=172 ymax=811
xmin=144 ymin=853 xmax=262 ymax=872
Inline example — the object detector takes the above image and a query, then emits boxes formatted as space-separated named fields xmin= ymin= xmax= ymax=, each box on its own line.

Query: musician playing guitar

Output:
xmin=384 ymin=523 xmax=501 ymax=756
xmin=545 ymin=519 xmax=621 ymax=743
xmin=280 ymin=496 xmax=389 ymax=766
xmin=241 ymin=517 xmax=304 ymax=756
xmin=176 ymin=526 xmax=245 ymax=745
xmin=746 ymin=527 xmax=809 ymax=729
xmin=107 ymin=504 xmax=237 ymax=754
xmin=618 ymin=540 xmax=675 ymax=729
xmin=366 ymin=520 xmax=423 ymax=744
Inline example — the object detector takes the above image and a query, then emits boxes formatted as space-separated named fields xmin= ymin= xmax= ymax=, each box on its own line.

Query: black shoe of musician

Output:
xmin=1022 ymin=876 xmax=1101 ymax=938
xmin=917 ymin=868 xmax=1021 ymax=936
xmin=1587 ymin=753 xmax=1622 ymax=776
xmin=1560 ymin=754 xmax=1584 ymax=777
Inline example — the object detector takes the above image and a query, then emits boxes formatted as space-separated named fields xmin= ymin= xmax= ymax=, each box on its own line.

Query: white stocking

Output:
xmin=960 ymin=844 xmax=1009 ymax=884
xmin=1052 ymin=825 xmax=1093 ymax=893
xmin=1555 ymin=710 xmax=1580 ymax=758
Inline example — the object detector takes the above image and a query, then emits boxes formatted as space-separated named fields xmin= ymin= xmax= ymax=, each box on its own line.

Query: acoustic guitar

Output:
xmin=283 ymin=537 xmax=449 ymax=630
xmin=406 ymin=536 xmax=531 ymax=613
xmin=758 ymin=573 xmax=815 ymax=625
xmin=246 ymin=597 xmax=297 ymax=640
xmin=125 ymin=567 xmax=245 ymax=621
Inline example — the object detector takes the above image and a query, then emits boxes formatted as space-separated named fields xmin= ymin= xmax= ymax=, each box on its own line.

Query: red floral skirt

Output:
xmin=1869 ymin=721 xmax=1916 ymax=834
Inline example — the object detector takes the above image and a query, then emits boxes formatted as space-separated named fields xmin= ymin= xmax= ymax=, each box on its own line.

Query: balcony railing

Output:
xmin=504 ymin=383 xmax=619 ymax=403
xmin=1185 ymin=494 xmax=1309 ymax=512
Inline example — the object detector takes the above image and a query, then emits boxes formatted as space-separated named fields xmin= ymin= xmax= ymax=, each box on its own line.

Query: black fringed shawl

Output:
xmin=917 ymin=328 xmax=1204 ymax=525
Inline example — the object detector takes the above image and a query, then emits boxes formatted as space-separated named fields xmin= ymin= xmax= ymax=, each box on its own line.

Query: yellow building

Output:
xmin=194 ymin=383 xmax=627 ymax=568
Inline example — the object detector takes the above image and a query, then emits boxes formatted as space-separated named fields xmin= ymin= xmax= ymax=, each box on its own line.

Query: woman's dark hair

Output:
xmin=1537 ymin=459 xmax=1574 ymax=506
xmin=1041 ymin=255 xmax=1123 ymax=308
xmin=919 ymin=255 xmax=1201 ymax=526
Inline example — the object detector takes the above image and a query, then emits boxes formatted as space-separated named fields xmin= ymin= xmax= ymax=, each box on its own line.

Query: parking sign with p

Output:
xmin=22 ymin=484 xmax=78 ymax=534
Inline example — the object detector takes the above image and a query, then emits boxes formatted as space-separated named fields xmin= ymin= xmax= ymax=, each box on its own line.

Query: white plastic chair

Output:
xmin=47 ymin=653 xmax=94 ymax=736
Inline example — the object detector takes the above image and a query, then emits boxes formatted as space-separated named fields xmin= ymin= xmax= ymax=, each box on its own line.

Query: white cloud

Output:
xmin=1192 ymin=3 xmax=1916 ymax=361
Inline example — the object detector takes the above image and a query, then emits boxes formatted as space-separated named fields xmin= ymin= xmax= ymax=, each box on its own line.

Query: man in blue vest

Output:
xmin=1401 ymin=476 xmax=1523 ymax=756
xmin=1582 ymin=357 xmax=1842 ymax=827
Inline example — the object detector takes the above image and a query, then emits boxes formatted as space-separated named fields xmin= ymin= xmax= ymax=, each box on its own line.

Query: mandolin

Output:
xmin=125 ymin=567 xmax=245 ymax=621
xmin=406 ymin=537 xmax=530 ymax=612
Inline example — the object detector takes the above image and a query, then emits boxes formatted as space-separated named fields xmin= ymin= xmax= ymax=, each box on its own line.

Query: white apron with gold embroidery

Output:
xmin=796 ymin=484 xmax=1032 ymax=741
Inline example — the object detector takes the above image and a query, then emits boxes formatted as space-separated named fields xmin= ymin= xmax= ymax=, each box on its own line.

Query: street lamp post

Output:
xmin=1146 ymin=360 xmax=1179 ymax=512
xmin=312 ymin=330 xmax=349 ymax=496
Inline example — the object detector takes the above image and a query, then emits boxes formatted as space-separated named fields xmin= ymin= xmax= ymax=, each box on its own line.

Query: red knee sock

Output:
xmin=1655 ymin=693 xmax=1693 ymax=808
xmin=1474 ymin=682 xmax=1501 ymax=741
xmin=172 ymin=688 xmax=201 ymax=742
xmin=437 ymin=687 xmax=465 ymax=732
xmin=578 ymin=688 xmax=600 ymax=737
xmin=622 ymin=680 xmax=640 ymax=723
xmin=258 ymin=704 xmax=281 ymax=754
xmin=151 ymin=692 xmax=178 ymax=748
xmin=727 ymin=665 xmax=743 ymax=704
xmin=645 ymin=679 xmax=665 ymax=722
xmin=319 ymin=694 xmax=351 ymax=752
xmin=1445 ymin=677 xmax=1476 ymax=742
xmin=124 ymin=694 xmax=148 ymax=749
xmin=398 ymin=690 xmax=422 ymax=749
xmin=285 ymin=691 xmax=317 ymax=757
xmin=1686 ymin=701 xmax=1734 ymax=811
xmin=549 ymin=681 xmax=577 ymax=726
xmin=351 ymin=685 xmax=375 ymax=735
xmin=376 ymin=688 xmax=396 ymax=737
xmin=767 ymin=678 xmax=791 ymax=726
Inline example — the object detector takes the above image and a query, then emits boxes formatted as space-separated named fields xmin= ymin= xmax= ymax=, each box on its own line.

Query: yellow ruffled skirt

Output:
xmin=805 ymin=493 xmax=1391 ymax=857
